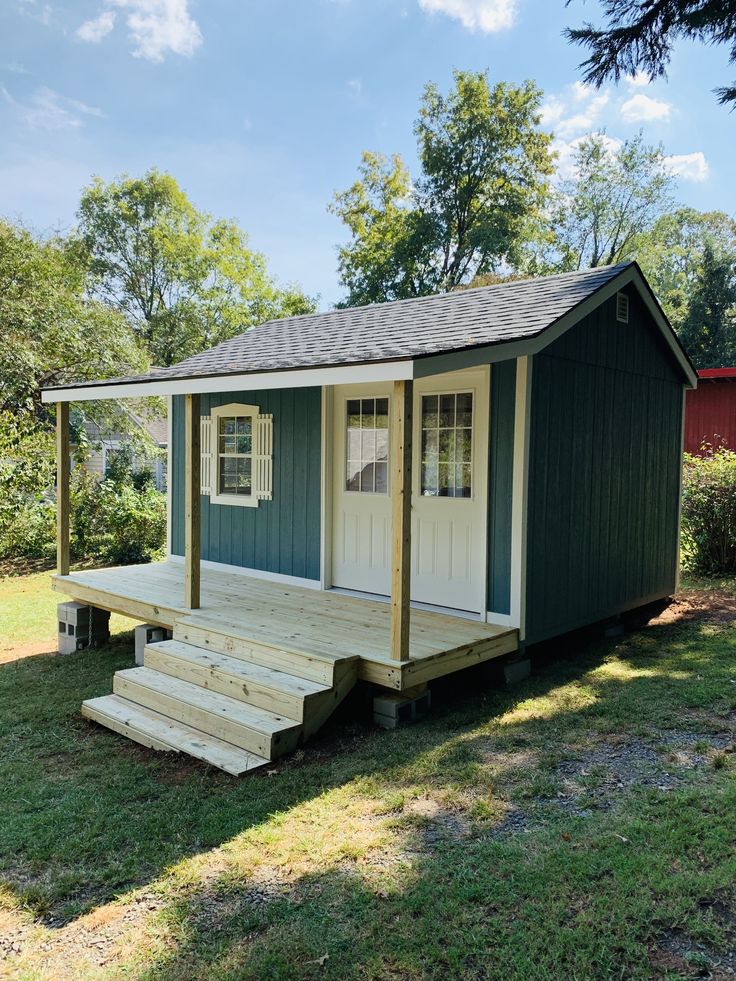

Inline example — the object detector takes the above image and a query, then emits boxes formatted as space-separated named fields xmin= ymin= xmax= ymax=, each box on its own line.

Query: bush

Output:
xmin=0 ymin=429 xmax=166 ymax=567
xmin=72 ymin=469 xmax=167 ymax=565
xmin=681 ymin=448 xmax=736 ymax=574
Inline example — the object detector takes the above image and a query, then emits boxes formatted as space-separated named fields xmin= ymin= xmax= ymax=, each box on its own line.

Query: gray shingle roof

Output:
xmin=45 ymin=263 xmax=634 ymax=392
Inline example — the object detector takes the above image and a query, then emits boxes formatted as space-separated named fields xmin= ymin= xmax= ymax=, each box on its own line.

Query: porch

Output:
xmin=52 ymin=560 xmax=518 ymax=691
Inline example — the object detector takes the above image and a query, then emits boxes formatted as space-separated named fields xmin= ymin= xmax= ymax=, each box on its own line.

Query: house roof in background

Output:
xmin=41 ymin=261 xmax=696 ymax=401
xmin=697 ymin=368 xmax=736 ymax=381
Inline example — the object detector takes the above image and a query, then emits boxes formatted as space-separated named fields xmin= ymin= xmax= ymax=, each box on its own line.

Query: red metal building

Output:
xmin=685 ymin=368 xmax=736 ymax=455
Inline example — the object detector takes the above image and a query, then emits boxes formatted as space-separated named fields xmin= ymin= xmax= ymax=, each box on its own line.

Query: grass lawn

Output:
xmin=0 ymin=570 xmax=735 ymax=979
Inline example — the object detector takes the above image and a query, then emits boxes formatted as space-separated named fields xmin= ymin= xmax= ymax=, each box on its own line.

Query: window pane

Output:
xmin=439 ymin=394 xmax=455 ymax=427
xmin=347 ymin=400 xmax=361 ymax=430
xmin=236 ymin=417 xmax=251 ymax=435
xmin=374 ymin=461 xmax=388 ymax=493
xmin=422 ymin=395 xmax=438 ymax=429
xmin=439 ymin=429 xmax=455 ymax=462
xmin=422 ymin=461 xmax=438 ymax=496
xmin=375 ymin=398 xmax=389 ymax=427
xmin=361 ymin=398 xmax=375 ymax=429
xmin=460 ymin=464 xmax=472 ymax=498
xmin=375 ymin=430 xmax=388 ymax=463
xmin=438 ymin=463 xmax=450 ymax=496
xmin=236 ymin=457 xmax=252 ymax=494
xmin=458 ymin=429 xmax=472 ymax=463
xmin=347 ymin=429 xmax=361 ymax=461
xmin=346 ymin=461 xmax=361 ymax=492
xmin=422 ymin=428 xmax=438 ymax=461
xmin=359 ymin=462 xmax=374 ymax=493
xmin=220 ymin=417 xmax=236 ymax=436
xmin=456 ymin=393 xmax=473 ymax=428
xmin=361 ymin=429 xmax=376 ymax=460
xmin=236 ymin=434 xmax=252 ymax=454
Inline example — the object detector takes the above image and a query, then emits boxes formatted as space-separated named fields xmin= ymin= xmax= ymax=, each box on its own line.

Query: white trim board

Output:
xmin=167 ymin=554 xmax=321 ymax=590
xmin=509 ymin=355 xmax=532 ymax=641
xmin=166 ymin=394 xmax=173 ymax=558
xmin=41 ymin=360 xmax=414 ymax=404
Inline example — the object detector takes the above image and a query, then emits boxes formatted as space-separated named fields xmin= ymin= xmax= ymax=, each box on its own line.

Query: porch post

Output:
xmin=56 ymin=401 xmax=70 ymax=577
xmin=390 ymin=379 xmax=413 ymax=661
xmin=184 ymin=393 xmax=201 ymax=609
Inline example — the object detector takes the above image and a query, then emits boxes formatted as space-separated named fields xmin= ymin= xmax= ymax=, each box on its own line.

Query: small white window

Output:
xmin=616 ymin=291 xmax=629 ymax=324
xmin=202 ymin=403 xmax=273 ymax=507
xmin=420 ymin=392 xmax=473 ymax=498
xmin=345 ymin=397 xmax=389 ymax=494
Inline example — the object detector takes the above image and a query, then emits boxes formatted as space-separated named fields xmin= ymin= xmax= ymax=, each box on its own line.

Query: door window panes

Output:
xmin=346 ymin=397 xmax=389 ymax=493
xmin=421 ymin=392 xmax=472 ymax=498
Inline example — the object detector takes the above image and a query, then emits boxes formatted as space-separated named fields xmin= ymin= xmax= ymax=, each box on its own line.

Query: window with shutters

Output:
xmin=202 ymin=403 xmax=273 ymax=507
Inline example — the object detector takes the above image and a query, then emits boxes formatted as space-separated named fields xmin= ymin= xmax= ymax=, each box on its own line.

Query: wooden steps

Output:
xmin=82 ymin=634 xmax=359 ymax=774
xmin=81 ymin=695 xmax=269 ymax=775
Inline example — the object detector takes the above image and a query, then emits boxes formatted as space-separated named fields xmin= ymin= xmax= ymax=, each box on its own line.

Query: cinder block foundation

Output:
xmin=134 ymin=623 xmax=171 ymax=666
xmin=57 ymin=602 xmax=110 ymax=655
xmin=373 ymin=687 xmax=431 ymax=729
xmin=503 ymin=657 xmax=531 ymax=685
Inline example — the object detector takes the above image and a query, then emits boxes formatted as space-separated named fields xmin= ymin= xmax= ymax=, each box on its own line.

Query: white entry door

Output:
xmin=331 ymin=368 xmax=489 ymax=614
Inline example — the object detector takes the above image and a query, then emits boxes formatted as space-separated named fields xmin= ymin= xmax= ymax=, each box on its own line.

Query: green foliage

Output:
xmin=78 ymin=169 xmax=315 ymax=364
xmin=524 ymin=132 xmax=674 ymax=273
xmin=0 ymin=220 xmax=147 ymax=416
xmin=681 ymin=449 xmax=736 ymax=574
xmin=0 ymin=411 xmax=56 ymax=561
xmin=678 ymin=244 xmax=736 ymax=368
xmin=331 ymin=71 xmax=553 ymax=304
xmin=72 ymin=469 xmax=166 ymax=566
xmin=633 ymin=208 xmax=736 ymax=367
xmin=565 ymin=0 xmax=736 ymax=106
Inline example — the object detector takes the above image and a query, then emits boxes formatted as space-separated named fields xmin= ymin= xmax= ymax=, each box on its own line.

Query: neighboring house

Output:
xmin=82 ymin=414 xmax=168 ymax=492
xmin=684 ymin=367 xmax=736 ymax=455
xmin=42 ymin=261 xmax=696 ymax=775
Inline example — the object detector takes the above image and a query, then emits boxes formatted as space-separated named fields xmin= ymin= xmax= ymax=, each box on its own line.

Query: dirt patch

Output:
xmin=0 ymin=643 xmax=58 ymax=665
xmin=653 ymin=590 xmax=736 ymax=628
xmin=651 ymin=927 xmax=736 ymax=978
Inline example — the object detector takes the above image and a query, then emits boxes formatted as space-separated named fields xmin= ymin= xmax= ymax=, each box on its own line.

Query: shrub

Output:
xmin=681 ymin=448 xmax=736 ymax=575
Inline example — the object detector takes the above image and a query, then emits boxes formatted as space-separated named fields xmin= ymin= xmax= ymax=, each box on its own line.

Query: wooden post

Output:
xmin=184 ymin=393 xmax=201 ymax=609
xmin=56 ymin=401 xmax=70 ymax=577
xmin=390 ymin=379 xmax=413 ymax=661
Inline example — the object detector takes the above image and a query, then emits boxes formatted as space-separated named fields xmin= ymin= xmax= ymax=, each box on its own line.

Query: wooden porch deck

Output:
xmin=52 ymin=560 xmax=518 ymax=690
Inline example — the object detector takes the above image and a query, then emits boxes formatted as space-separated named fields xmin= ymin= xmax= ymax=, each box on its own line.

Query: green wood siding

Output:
xmin=487 ymin=359 xmax=516 ymax=615
xmin=525 ymin=291 xmax=684 ymax=645
xmin=171 ymin=388 xmax=322 ymax=580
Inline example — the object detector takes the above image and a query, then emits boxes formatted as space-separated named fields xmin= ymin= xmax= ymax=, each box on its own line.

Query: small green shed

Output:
xmin=42 ymin=262 xmax=697 ymax=771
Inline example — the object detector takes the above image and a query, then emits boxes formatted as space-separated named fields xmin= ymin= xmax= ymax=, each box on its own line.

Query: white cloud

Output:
xmin=664 ymin=151 xmax=709 ymax=182
xmin=75 ymin=0 xmax=202 ymax=61
xmin=553 ymin=133 xmax=622 ymax=180
xmin=76 ymin=9 xmax=116 ymax=42
xmin=417 ymin=0 xmax=516 ymax=33
xmin=625 ymin=71 xmax=651 ymax=88
xmin=620 ymin=92 xmax=671 ymax=123
xmin=543 ymin=87 xmax=610 ymax=139
xmin=2 ymin=85 xmax=103 ymax=131
xmin=1 ymin=62 xmax=31 ymax=75
xmin=113 ymin=0 xmax=202 ymax=60
xmin=346 ymin=78 xmax=363 ymax=98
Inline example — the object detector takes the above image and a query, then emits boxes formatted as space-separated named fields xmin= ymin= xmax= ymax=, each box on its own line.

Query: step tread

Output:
xmin=115 ymin=667 xmax=303 ymax=734
xmin=176 ymin=612 xmax=356 ymax=664
xmin=81 ymin=695 xmax=269 ymax=775
xmin=147 ymin=639 xmax=330 ymax=698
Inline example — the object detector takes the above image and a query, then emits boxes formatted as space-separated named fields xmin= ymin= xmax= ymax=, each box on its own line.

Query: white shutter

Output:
xmin=200 ymin=416 xmax=213 ymax=496
xmin=254 ymin=413 xmax=273 ymax=500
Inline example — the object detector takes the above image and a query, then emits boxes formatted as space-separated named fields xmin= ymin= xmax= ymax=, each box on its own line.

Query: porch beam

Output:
xmin=56 ymin=401 xmax=70 ymax=576
xmin=390 ymin=379 xmax=413 ymax=661
xmin=184 ymin=393 xmax=201 ymax=609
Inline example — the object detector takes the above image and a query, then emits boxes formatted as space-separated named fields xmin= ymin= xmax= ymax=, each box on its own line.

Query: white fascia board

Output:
xmin=41 ymin=359 xmax=415 ymax=404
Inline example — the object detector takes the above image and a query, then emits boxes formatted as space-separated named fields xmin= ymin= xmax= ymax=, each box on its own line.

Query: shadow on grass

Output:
xmin=0 ymin=598 xmax=734 ymax=943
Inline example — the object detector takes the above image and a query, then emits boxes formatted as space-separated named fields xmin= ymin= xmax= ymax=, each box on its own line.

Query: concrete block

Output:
xmin=503 ymin=658 xmax=531 ymax=685
xmin=56 ymin=602 xmax=110 ymax=655
xmin=135 ymin=624 xmax=169 ymax=666
xmin=373 ymin=689 xmax=431 ymax=729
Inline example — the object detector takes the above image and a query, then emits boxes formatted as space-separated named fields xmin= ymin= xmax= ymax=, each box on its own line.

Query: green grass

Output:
xmin=0 ymin=573 xmax=735 ymax=979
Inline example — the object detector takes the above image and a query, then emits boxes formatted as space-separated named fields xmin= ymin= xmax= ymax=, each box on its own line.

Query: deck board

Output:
xmin=53 ymin=561 xmax=518 ymax=689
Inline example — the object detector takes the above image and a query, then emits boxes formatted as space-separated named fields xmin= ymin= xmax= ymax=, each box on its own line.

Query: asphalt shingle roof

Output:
xmin=45 ymin=263 xmax=633 ymax=391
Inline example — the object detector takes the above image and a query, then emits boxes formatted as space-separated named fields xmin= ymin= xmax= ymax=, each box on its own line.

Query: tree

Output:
xmin=330 ymin=71 xmax=554 ymax=305
xmin=523 ymin=132 xmax=674 ymax=273
xmin=678 ymin=244 xmax=736 ymax=368
xmin=634 ymin=207 xmax=736 ymax=333
xmin=0 ymin=220 xmax=146 ymax=418
xmin=78 ymin=170 xmax=315 ymax=365
xmin=565 ymin=0 xmax=736 ymax=105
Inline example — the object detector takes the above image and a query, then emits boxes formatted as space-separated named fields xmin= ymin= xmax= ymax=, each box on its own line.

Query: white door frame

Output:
xmin=322 ymin=366 xmax=491 ymax=618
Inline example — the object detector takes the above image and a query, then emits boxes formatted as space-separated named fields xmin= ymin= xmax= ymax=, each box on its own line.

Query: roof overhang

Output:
xmin=40 ymin=263 xmax=697 ymax=404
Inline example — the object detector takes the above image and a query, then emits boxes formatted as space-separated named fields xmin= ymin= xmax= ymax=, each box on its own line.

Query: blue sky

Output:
xmin=1 ymin=0 xmax=733 ymax=308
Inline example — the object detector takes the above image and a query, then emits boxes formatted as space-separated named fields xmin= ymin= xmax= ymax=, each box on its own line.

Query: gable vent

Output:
xmin=616 ymin=291 xmax=630 ymax=324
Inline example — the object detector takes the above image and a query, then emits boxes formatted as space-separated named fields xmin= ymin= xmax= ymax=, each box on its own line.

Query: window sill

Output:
xmin=209 ymin=492 xmax=260 ymax=508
